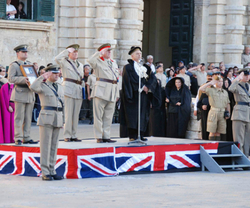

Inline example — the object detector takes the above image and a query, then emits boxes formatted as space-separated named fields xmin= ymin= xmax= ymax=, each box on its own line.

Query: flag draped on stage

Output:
xmin=0 ymin=143 xmax=220 ymax=179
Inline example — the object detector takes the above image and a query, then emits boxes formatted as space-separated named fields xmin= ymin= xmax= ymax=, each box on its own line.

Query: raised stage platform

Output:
xmin=0 ymin=138 xmax=234 ymax=179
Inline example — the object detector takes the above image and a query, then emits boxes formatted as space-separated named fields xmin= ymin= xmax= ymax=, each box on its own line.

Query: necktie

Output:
xmin=246 ymin=83 xmax=249 ymax=92
xmin=52 ymin=83 xmax=58 ymax=92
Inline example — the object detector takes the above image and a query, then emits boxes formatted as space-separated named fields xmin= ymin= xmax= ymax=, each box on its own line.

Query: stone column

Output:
xmin=193 ymin=0 xmax=210 ymax=64
xmin=119 ymin=0 xmax=142 ymax=68
xmin=223 ymin=0 xmax=245 ymax=68
xmin=93 ymin=0 xmax=117 ymax=51
xmin=246 ymin=0 xmax=250 ymax=46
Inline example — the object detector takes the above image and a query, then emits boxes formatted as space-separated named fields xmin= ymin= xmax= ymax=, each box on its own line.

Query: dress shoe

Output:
xmin=71 ymin=138 xmax=82 ymax=142
xmin=64 ymin=138 xmax=72 ymax=142
xmin=51 ymin=174 xmax=64 ymax=180
xmin=97 ymin=139 xmax=104 ymax=143
xmin=103 ymin=139 xmax=117 ymax=143
xmin=42 ymin=175 xmax=53 ymax=181
xmin=129 ymin=138 xmax=136 ymax=142
xmin=15 ymin=140 xmax=22 ymax=145
xmin=23 ymin=140 xmax=38 ymax=144
xmin=141 ymin=137 xmax=148 ymax=142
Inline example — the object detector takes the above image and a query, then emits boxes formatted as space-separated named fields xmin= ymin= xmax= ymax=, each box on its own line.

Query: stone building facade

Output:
xmin=1 ymin=0 xmax=249 ymax=70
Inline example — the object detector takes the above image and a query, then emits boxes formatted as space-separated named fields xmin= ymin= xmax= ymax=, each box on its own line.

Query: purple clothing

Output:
xmin=0 ymin=83 xmax=15 ymax=143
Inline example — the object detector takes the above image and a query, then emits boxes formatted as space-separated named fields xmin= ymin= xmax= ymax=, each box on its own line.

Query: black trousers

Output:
xmin=201 ymin=109 xmax=209 ymax=140
xmin=128 ymin=128 xmax=144 ymax=139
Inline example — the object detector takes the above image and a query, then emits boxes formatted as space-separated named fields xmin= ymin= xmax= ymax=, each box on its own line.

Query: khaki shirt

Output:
xmin=55 ymin=50 xmax=84 ymax=99
xmin=86 ymin=74 xmax=96 ymax=90
xmin=155 ymin=73 xmax=167 ymax=88
xmin=8 ymin=59 xmax=35 ymax=103
xmin=30 ymin=76 xmax=64 ymax=128
xmin=176 ymin=73 xmax=191 ymax=88
xmin=229 ymin=80 xmax=250 ymax=122
xmin=205 ymin=87 xmax=230 ymax=109
xmin=87 ymin=52 xmax=119 ymax=102
xmin=192 ymin=70 xmax=207 ymax=86
xmin=241 ymin=54 xmax=250 ymax=66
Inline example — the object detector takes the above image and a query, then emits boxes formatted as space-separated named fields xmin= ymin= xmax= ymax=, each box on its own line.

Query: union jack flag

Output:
xmin=77 ymin=148 xmax=118 ymax=178
xmin=21 ymin=152 xmax=68 ymax=177
xmin=0 ymin=150 xmax=17 ymax=174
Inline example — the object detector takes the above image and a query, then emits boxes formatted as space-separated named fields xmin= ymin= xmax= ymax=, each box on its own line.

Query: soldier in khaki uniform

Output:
xmin=55 ymin=44 xmax=83 ymax=142
xmin=8 ymin=44 xmax=37 ymax=145
xmin=229 ymin=69 xmax=250 ymax=156
xmin=200 ymin=75 xmax=230 ymax=140
xmin=30 ymin=65 xmax=64 ymax=181
xmin=87 ymin=43 xmax=119 ymax=143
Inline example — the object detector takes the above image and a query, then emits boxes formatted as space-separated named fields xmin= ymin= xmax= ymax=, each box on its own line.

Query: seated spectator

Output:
xmin=176 ymin=66 xmax=191 ymax=89
xmin=165 ymin=77 xmax=191 ymax=138
xmin=15 ymin=2 xmax=27 ymax=19
xmin=241 ymin=46 xmax=250 ymax=67
xmin=6 ymin=0 xmax=16 ymax=19
xmin=146 ymin=55 xmax=156 ymax=73
xmin=166 ymin=68 xmax=174 ymax=83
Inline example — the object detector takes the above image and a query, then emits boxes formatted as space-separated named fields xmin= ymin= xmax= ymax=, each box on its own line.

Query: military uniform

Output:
xmin=87 ymin=44 xmax=119 ymax=142
xmin=206 ymin=87 xmax=230 ymax=137
xmin=30 ymin=65 xmax=64 ymax=180
xmin=55 ymin=44 xmax=83 ymax=142
xmin=229 ymin=77 xmax=250 ymax=156
xmin=7 ymin=45 xmax=36 ymax=145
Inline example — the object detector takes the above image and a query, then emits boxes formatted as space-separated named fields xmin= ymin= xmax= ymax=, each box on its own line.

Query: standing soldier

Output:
xmin=199 ymin=75 xmax=230 ymax=141
xmin=55 ymin=44 xmax=83 ymax=142
xmin=8 ymin=44 xmax=37 ymax=145
xmin=87 ymin=44 xmax=119 ymax=143
xmin=229 ymin=69 xmax=250 ymax=156
xmin=30 ymin=65 xmax=64 ymax=181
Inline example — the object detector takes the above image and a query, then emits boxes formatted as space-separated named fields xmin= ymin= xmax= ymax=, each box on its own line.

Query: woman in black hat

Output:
xmin=165 ymin=77 xmax=191 ymax=138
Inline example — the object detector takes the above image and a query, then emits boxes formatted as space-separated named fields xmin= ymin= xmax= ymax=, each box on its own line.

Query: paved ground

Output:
xmin=0 ymin=123 xmax=250 ymax=208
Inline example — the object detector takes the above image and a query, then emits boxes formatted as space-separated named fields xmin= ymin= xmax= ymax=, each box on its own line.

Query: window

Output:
xmin=0 ymin=0 xmax=55 ymax=22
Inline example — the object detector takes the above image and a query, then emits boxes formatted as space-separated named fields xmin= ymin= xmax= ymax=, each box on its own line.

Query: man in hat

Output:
xmin=55 ymin=44 xmax=83 ymax=142
xmin=8 ymin=44 xmax=37 ymax=145
xmin=199 ymin=74 xmax=230 ymax=141
xmin=87 ymin=43 xmax=119 ymax=143
xmin=229 ymin=69 xmax=250 ymax=156
xmin=120 ymin=46 xmax=161 ymax=141
xmin=30 ymin=65 xmax=64 ymax=181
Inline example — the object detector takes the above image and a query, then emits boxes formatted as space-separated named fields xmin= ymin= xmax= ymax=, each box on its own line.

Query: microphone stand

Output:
xmin=128 ymin=60 xmax=147 ymax=146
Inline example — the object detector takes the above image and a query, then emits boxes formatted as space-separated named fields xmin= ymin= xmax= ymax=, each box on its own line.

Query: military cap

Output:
xmin=66 ymin=44 xmax=80 ymax=51
xmin=207 ymin=72 xmax=213 ymax=76
xmin=212 ymin=71 xmax=221 ymax=76
xmin=98 ymin=43 xmax=112 ymax=51
xmin=44 ymin=65 xmax=60 ymax=73
xmin=236 ymin=68 xmax=250 ymax=75
xmin=128 ymin=46 xmax=141 ymax=55
xmin=14 ymin=44 xmax=28 ymax=52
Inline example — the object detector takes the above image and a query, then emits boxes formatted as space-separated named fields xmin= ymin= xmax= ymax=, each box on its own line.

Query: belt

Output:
xmin=42 ymin=106 xmax=63 ymax=111
xmin=210 ymin=107 xmax=225 ymax=112
xmin=16 ymin=84 xmax=28 ymax=88
xmin=96 ymin=78 xmax=117 ymax=84
xmin=64 ymin=78 xmax=82 ymax=85
xmin=236 ymin=102 xmax=250 ymax=106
